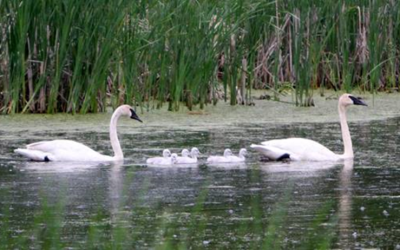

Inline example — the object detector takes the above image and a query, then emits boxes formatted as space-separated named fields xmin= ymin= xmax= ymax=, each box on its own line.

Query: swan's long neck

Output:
xmin=338 ymin=105 xmax=353 ymax=159
xmin=110 ymin=109 xmax=123 ymax=161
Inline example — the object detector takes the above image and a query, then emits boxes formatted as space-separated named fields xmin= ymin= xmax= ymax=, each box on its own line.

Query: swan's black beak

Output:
xmin=349 ymin=96 xmax=368 ymax=106
xmin=130 ymin=108 xmax=143 ymax=123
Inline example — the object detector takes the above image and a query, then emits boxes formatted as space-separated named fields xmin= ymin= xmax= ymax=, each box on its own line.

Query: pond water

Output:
xmin=1 ymin=95 xmax=400 ymax=249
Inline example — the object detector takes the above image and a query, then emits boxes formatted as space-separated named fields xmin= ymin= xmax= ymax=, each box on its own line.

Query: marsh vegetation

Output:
xmin=1 ymin=0 xmax=400 ymax=113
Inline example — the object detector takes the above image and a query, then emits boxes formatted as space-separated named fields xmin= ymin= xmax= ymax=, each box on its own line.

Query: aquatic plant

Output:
xmin=0 ymin=0 xmax=399 ymax=113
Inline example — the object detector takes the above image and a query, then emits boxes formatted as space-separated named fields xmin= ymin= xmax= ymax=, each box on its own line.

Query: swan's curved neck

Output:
xmin=338 ymin=105 xmax=353 ymax=159
xmin=110 ymin=109 xmax=123 ymax=161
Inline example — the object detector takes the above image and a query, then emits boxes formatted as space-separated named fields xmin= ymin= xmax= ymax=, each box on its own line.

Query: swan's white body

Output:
xmin=226 ymin=148 xmax=247 ymax=163
xmin=15 ymin=140 xmax=115 ymax=162
xmin=251 ymin=138 xmax=340 ymax=161
xmin=175 ymin=147 xmax=200 ymax=164
xmin=14 ymin=105 xmax=142 ymax=162
xmin=251 ymin=94 xmax=367 ymax=162
xmin=206 ymin=149 xmax=234 ymax=163
xmin=146 ymin=149 xmax=171 ymax=164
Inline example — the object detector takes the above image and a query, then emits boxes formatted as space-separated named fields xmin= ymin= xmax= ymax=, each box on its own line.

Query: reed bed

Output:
xmin=0 ymin=0 xmax=399 ymax=113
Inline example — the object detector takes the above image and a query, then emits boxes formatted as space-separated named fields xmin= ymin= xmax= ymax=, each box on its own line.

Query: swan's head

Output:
xmin=171 ymin=153 xmax=178 ymax=164
xmin=181 ymin=149 xmax=190 ymax=157
xmin=223 ymin=149 xmax=233 ymax=157
xmin=239 ymin=148 xmax=247 ymax=157
xmin=129 ymin=108 xmax=143 ymax=122
xmin=190 ymin=147 xmax=200 ymax=156
xmin=339 ymin=94 xmax=367 ymax=107
xmin=163 ymin=149 xmax=171 ymax=158
xmin=117 ymin=105 xmax=143 ymax=122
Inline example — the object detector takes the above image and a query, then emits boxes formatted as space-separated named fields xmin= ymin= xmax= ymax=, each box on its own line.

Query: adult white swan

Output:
xmin=251 ymin=94 xmax=367 ymax=161
xmin=14 ymin=105 xmax=142 ymax=162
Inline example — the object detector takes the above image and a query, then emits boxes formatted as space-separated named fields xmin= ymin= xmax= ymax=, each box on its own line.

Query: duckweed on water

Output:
xmin=1 ymin=91 xmax=400 ymax=134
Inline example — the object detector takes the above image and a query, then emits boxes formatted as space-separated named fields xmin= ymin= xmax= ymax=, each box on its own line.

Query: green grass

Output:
xmin=1 ymin=0 xmax=399 ymax=113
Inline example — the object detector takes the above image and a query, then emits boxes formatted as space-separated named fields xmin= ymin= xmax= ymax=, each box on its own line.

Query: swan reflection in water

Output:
xmin=260 ymin=159 xmax=354 ymax=248
xmin=17 ymin=160 xmax=126 ymax=224
xmin=338 ymin=159 xmax=354 ymax=247
xmin=14 ymin=157 xmax=355 ymax=247
xmin=259 ymin=160 xmax=340 ymax=178
xmin=108 ymin=161 xmax=126 ymax=223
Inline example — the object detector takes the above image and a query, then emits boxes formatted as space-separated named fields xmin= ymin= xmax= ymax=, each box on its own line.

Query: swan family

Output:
xmin=14 ymin=93 xmax=367 ymax=164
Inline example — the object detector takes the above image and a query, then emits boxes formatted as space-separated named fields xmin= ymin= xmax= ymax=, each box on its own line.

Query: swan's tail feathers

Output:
xmin=250 ymin=144 xmax=290 ymax=161
xmin=14 ymin=149 xmax=52 ymax=162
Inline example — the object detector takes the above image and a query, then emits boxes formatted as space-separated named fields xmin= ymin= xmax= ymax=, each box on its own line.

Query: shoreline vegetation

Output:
xmin=2 ymin=91 xmax=400 ymax=133
xmin=1 ymin=0 xmax=399 ymax=114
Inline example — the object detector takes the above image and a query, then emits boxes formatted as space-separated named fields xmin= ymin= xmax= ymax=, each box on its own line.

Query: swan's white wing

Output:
xmin=258 ymin=138 xmax=339 ymax=161
xmin=250 ymin=144 xmax=293 ymax=161
xmin=27 ymin=140 xmax=96 ymax=153
xmin=17 ymin=140 xmax=112 ymax=162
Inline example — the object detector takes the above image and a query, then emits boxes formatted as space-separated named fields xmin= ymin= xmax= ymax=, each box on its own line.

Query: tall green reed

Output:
xmin=1 ymin=0 xmax=400 ymax=113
